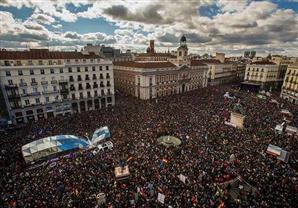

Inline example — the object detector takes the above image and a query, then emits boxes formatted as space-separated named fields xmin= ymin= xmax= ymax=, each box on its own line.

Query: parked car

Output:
xmin=97 ymin=141 xmax=113 ymax=151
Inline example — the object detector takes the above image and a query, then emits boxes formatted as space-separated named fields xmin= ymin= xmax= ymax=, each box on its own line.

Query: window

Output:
xmin=8 ymin=80 xmax=13 ymax=85
xmin=45 ymin=97 xmax=50 ymax=102
xmin=101 ymin=89 xmax=104 ymax=95
xmin=22 ymin=89 xmax=27 ymax=95
xmin=106 ymin=66 xmax=109 ymax=70
xmin=40 ymin=69 xmax=45 ymax=74
xmin=50 ymin=68 xmax=54 ymax=74
xmin=100 ymin=66 xmax=102 ymax=71
xmin=85 ymin=67 xmax=88 ymax=72
xmin=31 ymin=78 xmax=36 ymax=83
xmin=87 ymin=91 xmax=91 ymax=98
xmin=68 ymin=67 xmax=72 ymax=73
xmin=94 ymin=90 xmax=98 ymax=96
xmin=33 ymin=87 xmax=38 ymax=93
xmin=28 ymin=60 xmax=33 ymax=65
xmin=16 ymin=61 xmax=21 ymax=66
xmin=92 ymin=66 xmax=95 ymax=71
xmin=179 ymin=51 xmax=182 ymax=56
xmin=38 ymin=60 xmax=43 ymax=65
xmin=77 ymin=67 xmax=80 ymax=72
xmin=67 ymin=59 xmax=70 ymax=63
xmin=72 ymin=94 xmax=76 ymax=100
xmin=20 ymin=78 xmax=25 ymax=84
xmin=43 ymin=85 xmax=48 ymax=92
xmin=80 ymin=92 xmax=83 ymax=99
xmin=18 ymin=70 xmax=23 ymax=75
xmin=53 ymin=85 xmax=57 ymax=91
xmin=108 ymin=89 xmax=111 ymax=95
xmin=60 ymin=68 xmax=63 ymax=73
xmin=6 ymin=71 xmax=11 ymax=76
xmin=25 ymin=99 xmax=30 ymax=105
xmin=35 ymin=98 xmax=40 ymax=104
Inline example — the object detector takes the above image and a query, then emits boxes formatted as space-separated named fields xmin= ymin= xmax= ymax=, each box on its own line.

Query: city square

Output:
xmin=0 ymin=0 xmax=298 ymax=207
xmin=1 ymin=85 xmax=297 ymax=207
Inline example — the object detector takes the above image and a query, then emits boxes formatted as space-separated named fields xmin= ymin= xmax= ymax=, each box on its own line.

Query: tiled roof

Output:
xmin=190 ymin=60 xmax=207 ymax=66
xmin=250 ymin=61 xmax=276 ymax=65
xmin=200 ymin=59 xmax=222 ymax=64
xmin=136 ymin=53 xmax=175 ymax=58
xmin=0 ymin=49 xmax=101 ymax=60
xmin=113 ymin=61 xmax=176 ymax=68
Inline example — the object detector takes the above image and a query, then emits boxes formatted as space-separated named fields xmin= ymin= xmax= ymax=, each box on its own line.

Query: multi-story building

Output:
xmin=113 ymin=36 xmax=208 ymax=100
xmin=243 ymin=60 xmax=278 ymax=91
xmin=281 ymin=63 xmax=298 ymax=104
xmin=114 ymin=60 xmax=207 ymax=99
xmin=0 ymin=49 xmax=114 ymax=124
xmin=201 ymin=59 xmax=238 ymax=85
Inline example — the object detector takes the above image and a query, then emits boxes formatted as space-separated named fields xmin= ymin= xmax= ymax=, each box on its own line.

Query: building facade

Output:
xmin=244 ymin=61 xmax=278 ymax=90
xmin=113 ymin=36 xmax=208 ymax=100
xmin=114 ymin=61 xmax=208 ymax=100
xmin=0 ymin=49 xmax=115 ymax=124
xmin=202 ymin=59 xmax=238 ymax=86
xmin=281 ymin=63 xmax=298 ymax=104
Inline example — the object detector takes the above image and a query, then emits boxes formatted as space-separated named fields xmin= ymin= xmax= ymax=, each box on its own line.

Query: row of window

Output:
xmin=70 ymin=73 xmax=110 ymax=81
xmin=3 ymin=58 xmax=101 ymax=66
xmin=70 ymin=81 xmax=111 ymax=90
xmin=5 ymin=66 xmax=110 ymax=76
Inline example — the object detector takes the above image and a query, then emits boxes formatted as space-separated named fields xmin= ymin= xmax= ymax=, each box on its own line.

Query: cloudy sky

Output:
xmin=0 ymin=0 xmax=298 ymax=56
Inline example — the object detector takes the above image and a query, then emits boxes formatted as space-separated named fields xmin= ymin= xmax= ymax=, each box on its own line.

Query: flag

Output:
xmin=91 ymin=126 xmax=111 ymax=145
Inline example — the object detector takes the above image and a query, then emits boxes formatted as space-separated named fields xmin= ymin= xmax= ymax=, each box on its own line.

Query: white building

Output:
xmin=0 ymin=49 xmax=115 ymax=124
xmin=244 ymin=60 xmax=278 ymax=90
xmin=113 ymin=36 xmax=208 ymax=100
xmin=281 ymin=63 xmax=298 ymax=104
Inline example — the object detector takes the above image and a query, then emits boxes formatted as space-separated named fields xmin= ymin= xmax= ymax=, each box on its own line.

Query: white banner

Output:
xmin=178 ymin=174 xmax=186 ymax=183
xmin=157 ymin=193 xmax=165 ymax=204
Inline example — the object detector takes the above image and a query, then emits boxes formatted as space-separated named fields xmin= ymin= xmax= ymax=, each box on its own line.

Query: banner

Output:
xmin=157 ymin=193 xmax=165 ymax=204
xmin=178 ymin=174 xmax=186 ymax=183
xmin=91 ymin=126 xmax=111 ymax=144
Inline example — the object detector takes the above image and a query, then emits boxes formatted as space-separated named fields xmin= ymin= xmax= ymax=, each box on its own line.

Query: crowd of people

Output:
xmin=1 ymin=84 xmax=297 ymax=207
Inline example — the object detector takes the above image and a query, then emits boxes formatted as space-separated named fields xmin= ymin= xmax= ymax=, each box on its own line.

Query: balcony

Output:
xmin=93 ymin=76 xmax=97 ymax=80
xmin=21 ymin=92 xmax=41 ymax=97
xmin=60 ymin=89 xmax=69 ymax=94
xmin=69 ymin=78 xmax=74 ymax=82
xmin=19 ymin=83 xmax=27 ymax=87
xmin=93 ymin=84 xmax=98 ymax=89
xmin=86 ymin=85 xmax=91 ymax=89
xmin=7 ymin=94 xmax=21 ymax=99
xmin=85 ymin=77 xmax=90 ymax=81
xmin=5 ymin=84 xmax=18 ymax=89
xmin=100 ymin=76 xmax=104 ymax=79
xmin=43 ymin=91 xmax=59 ymax=95
xmin=100 ymin=84 xmax=105 ymax=87
xmin=70 ymin=86 xmax=76 ymax=91
xmin=107 ymin=83 xmax=111 ymax=87
xmin=51 ymin=80 xmax=58 ymax=84
xmin=77 ymin=78 xmax=82 ymax=82
xmin=31 ymin=82 xmax=38 ymax=86
xmin=41 ymin=81 xmax=48 ymax=85
xmin=59 ymin=80 xmax=68 ymax=84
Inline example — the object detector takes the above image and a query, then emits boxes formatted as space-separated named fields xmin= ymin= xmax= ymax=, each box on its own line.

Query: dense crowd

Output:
xmin=1 ymin=85 xmax=298 ymax=208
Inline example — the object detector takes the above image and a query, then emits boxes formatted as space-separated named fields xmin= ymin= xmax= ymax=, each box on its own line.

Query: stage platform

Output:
xmin=115 ymin=166 xmax=130 ymax=180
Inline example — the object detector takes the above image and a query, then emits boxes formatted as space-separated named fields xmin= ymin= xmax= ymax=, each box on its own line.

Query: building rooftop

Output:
xmin=136 ymin=53 xmax=176 ymax=58
xmin=190 ymin=60 xmax=207 ymax=66
xmin=113 ymin=61 xmax=176 ymax=68
xmin=250 ymin=61 xmax=276 ymax=65
xmin=0 ymin=49 xmax=101 ymax=60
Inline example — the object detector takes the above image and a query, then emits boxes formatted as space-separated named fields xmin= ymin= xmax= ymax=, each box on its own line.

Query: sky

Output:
xmin=0 ymin=0 xmax=298 ymax=56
